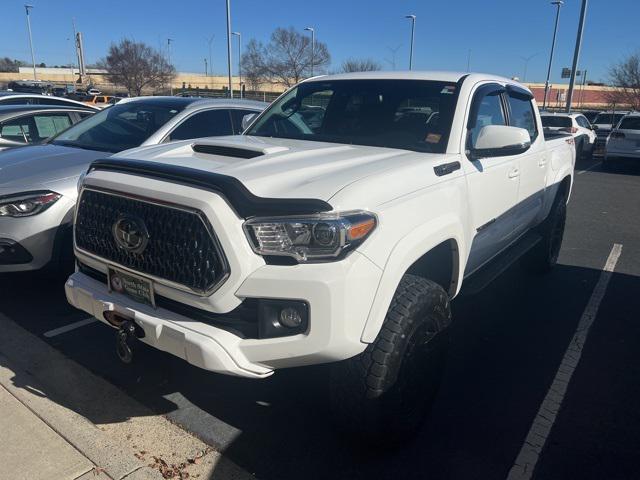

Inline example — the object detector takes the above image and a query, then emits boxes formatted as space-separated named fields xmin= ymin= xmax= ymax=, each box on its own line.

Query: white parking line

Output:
xmin=577 ymin=161 xmax=601 ymax=175
xmin=506 ymin=243 xmax=623 ymax=480
xmin=43 ymin=318 xmax=98 ymax=338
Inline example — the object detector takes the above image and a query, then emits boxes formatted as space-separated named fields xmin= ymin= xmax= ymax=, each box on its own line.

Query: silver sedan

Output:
xmin=0 ymin=96 xmax=266 ymax=272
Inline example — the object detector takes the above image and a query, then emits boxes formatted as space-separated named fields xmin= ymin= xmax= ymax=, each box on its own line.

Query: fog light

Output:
xmin=280 ymin=307 xmax=302 ymax=328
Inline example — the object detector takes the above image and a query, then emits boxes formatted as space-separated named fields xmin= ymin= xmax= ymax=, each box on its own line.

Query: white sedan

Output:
xmin=541 ymin=112 xmax=596 ymax=159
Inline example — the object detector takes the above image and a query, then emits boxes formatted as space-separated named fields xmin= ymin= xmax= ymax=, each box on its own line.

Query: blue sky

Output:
xmin=1 ymin=0 xmax=638 ymax=84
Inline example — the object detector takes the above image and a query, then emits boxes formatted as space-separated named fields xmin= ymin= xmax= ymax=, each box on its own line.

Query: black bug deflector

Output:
xmin=88 ymin=158 xmax=333 ymax=218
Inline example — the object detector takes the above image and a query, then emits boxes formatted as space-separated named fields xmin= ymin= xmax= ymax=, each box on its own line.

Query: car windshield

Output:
xmin=594 ymin=113 xmax=625 ymax=125
xmin=50 ymin=101 xmax=185 ymax=153
xmin=541 ymin=116 xmax=572 ymax=128
xmin=619 ymin=117 xmax=640 ymax=130
xmin=246 ymin=79 xmax=461 ymax=153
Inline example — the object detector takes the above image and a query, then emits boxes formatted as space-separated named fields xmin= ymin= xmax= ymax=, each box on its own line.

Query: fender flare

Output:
xmin=360 ymin=214 xmax=466 ymax=343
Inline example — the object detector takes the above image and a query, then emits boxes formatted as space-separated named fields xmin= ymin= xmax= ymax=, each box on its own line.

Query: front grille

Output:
xmin=75 ymin=189 xmax=229 ymax=293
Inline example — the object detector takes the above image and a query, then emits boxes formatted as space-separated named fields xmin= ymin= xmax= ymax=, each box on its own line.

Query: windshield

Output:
xmin=541 ymin=116 xmax=572 ymax=128
xmin=594 ymin=113 xmax=625 ymax=126
xmin=50 ymin=101 xmax=184 ymax=153
xmin=246 ymin=79 xmax=461 ymax=153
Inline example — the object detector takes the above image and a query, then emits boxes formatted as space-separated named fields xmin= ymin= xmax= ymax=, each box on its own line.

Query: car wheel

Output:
xmin=330 ymin=275 xmax=451 ymax=445
xmin=522 ymin=188 xmax=567 ymax=274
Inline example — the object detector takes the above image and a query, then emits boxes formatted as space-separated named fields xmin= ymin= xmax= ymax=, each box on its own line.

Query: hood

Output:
xmin=115 ymin=135 xmax=450 ymax=204
xmin=0 ymin=144 xmax=107 ymax=196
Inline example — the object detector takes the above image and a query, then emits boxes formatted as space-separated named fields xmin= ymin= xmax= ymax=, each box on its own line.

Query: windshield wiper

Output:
xmin=52 ymin=140 xmax=111 ymax=152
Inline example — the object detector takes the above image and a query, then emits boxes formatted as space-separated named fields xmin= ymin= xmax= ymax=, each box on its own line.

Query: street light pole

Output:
xmin=405 ymin=15 xmax=416 ymax=70
xmin=167 ymin=38 xmax=173 ymax=95
xmin=206 ymin=35 xmax=214 ymax=77
xmin=521 ymin=53 xmax=539 ymax=83
xmin=304 ymin=27 xmax=315 ymax=77
xmin=543 ymin=1 xmax=564 ymax=110
xmin=232 ymin=32 xmax=242 ymax=98
xmin=226 ymin=0 xmax=233 ymax=98
xmin=24 ymin=4 xmax=36 ymax=80
xmin=204 ymin=58 xmax=208 ymax=77
xmin=566 ymin=0 xmax=589 ymax=113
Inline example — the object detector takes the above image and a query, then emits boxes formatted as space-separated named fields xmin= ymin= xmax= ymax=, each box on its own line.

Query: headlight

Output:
xmin=244 ymin=211 xmax=376 ymax=262
xmin=0 ymin=191 xmax=62 ymax=217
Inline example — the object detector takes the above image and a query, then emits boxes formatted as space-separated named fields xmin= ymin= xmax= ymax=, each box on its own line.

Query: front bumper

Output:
xmin=65 ymin=249 xmax=382 ymax=378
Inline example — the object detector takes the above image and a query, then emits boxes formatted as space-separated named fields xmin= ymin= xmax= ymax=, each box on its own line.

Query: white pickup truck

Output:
xmin=66 ymin=72 xmax=575 ymax=442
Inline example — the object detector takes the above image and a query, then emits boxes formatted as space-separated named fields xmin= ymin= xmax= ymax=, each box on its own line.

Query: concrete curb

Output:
xmin=0 ymin=313 xmax=254 ymax=480
xmin=0 ymin=356 xmax=160 ymax=480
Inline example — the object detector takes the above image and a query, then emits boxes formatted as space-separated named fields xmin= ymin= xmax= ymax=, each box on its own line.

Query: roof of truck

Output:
xmin=305 ymin=71 xmax=520 ymax=86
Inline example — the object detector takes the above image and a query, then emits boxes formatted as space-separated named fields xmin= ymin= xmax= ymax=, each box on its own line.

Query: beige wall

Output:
xmin=0 ymin=71 xmax=286 ymax=94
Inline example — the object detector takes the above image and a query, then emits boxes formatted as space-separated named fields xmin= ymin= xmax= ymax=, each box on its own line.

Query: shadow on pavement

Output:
xmin=5 ymin=260 xmax=638 ymax=480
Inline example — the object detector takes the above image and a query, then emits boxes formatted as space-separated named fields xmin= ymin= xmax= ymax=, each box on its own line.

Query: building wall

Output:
xmin=524 ymin=82 xmax=623 ymax=109
xmin=1 ymin=68 xmax=286 ymax=94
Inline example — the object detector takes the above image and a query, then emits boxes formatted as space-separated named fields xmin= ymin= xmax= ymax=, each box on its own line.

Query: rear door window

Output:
xmin=619 ymin=117 xmax=640 ymax=130
xmin=33 ymin=114 xmax=73 ymax=139
xmin=168 ymin=109 xmax=233 ymax=141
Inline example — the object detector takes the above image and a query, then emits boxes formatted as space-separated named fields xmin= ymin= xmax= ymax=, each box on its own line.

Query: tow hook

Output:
xmin=116 ymin=320 xmax=143 ymax=364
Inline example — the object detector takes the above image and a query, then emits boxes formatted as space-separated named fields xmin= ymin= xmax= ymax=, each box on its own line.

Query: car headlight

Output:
xmin=244 ymin=211 xmax=376 ymax=262
xmin=0 ymin=191 xmax=62 ymax=217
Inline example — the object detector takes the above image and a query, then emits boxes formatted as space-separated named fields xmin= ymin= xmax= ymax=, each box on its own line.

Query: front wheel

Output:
xmin=330 ymin=275 xmax=451 ymax=445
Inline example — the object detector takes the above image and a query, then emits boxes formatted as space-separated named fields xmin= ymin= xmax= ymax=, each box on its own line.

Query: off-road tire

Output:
xmin=521 ymin=188 xmax=567 ymax=274
xmin=330 ymin=275 xmax=451 ymax=445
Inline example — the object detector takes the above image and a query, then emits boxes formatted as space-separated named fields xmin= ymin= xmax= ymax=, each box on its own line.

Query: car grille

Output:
xmin=75 ymin=189 xmax=229 ymax=293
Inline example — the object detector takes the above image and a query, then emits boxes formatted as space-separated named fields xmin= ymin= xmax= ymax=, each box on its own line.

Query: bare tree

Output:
xmin=242 ymin=27 xmax=330 ymax=87
xmin=0 ymin=57 xmax=24 ymax=73
xmin=605 ymin=51 xmax=640 ymax=109
xmin=98 ymin=39 xmax=175 ymax=96
xmin=340 ymin=58 xmax=382 ymax=73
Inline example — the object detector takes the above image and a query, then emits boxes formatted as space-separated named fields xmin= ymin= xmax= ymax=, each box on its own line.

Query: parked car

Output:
xmin=66 ymin=72 xmax=575 ymax=442
xmin=83 ymin=95 xmax=114 ymax=109
xmin=591 ymin=110 xmax=629 ymax=157
xmin=581 ymin=110 xmax=601 ymax=123
xmin=0 ymin=92 xmax=100 ymax=111
xmin=7 ymin=80 xmax=53 ymax=95
xmin=604 ymin=112 xmax=640 ymax=169
xmin=541 ymin=112 xmax=596 ymax=158
xmin=0 ymin=105 xmax=94 ymax=150
xmin=0 ymin=97 xmax=265 ymax=273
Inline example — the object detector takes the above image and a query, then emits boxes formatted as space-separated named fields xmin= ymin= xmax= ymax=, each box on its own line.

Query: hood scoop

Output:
xmin=192 ymin=141 xmax=289 ymax=159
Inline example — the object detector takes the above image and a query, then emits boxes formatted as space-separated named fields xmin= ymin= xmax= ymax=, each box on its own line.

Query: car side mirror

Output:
xmin=241 ymin=113 xmax=258 ymax=132
xmin=591 ymin=124 xmax=598 ymax=131
xmin=469 ymin=125 xmax=531 ymax=159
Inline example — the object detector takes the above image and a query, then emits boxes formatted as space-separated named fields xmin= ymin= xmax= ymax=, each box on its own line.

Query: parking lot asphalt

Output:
xmin=1 ymin=156 xmax=639 ymax=480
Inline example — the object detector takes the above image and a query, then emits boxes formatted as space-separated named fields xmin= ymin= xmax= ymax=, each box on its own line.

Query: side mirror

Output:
xmin=470 ymin=125 xmax=531 ymax=159
xmin=592 ymin=124 xmax=598 ymax=131
xmin=241 ymin=113 xmax=258 ymax=132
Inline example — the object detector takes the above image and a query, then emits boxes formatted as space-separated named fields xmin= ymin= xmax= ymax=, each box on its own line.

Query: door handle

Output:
xmin=508 ymin=168 xmax=520 ymax=179
xmin=538 ymin=156 xmax=548 ymax=167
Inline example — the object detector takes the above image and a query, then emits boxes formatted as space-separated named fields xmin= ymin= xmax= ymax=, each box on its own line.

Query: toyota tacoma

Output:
xmin=66 ymin=72 xmax=575 ymax=441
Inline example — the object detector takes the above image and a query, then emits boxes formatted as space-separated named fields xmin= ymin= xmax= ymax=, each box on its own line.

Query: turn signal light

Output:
xmin=348 ymin=218 xmax=376 ymax=241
